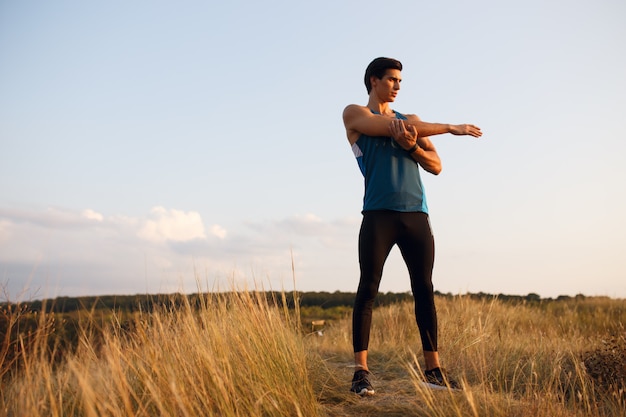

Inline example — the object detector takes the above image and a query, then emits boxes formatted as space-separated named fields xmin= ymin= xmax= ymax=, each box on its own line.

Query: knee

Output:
xmin=355 ymin=289 xmax=378 ymax=311
xmin=411 ymin=280 xmax=433 ymax=296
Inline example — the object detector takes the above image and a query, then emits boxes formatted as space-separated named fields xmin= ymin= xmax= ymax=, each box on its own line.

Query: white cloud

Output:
xmin=138 ymin=206 xmax=208 ymax=243
xmin=0 ymin=205 xmax=363 ymax=298
xmin=0 ymin=206 xmax=104 ymax=228
xmin=82 ymin=209 xmax=104 ymax=222
xmin=210 ymin=224 xmax=227 ymax=239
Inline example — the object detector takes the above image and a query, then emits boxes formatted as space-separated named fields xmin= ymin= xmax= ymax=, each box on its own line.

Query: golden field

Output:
xmin=1 ymin=290 xmax=624 ymax=416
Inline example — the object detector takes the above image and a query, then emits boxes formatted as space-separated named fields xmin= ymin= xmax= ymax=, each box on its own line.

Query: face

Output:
xmin=371 ymin=69 xmax=402 ymax=102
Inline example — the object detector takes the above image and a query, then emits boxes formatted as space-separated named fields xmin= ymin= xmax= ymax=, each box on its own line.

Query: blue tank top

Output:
xmin=352 ymin=111 xmax=428 ymax=213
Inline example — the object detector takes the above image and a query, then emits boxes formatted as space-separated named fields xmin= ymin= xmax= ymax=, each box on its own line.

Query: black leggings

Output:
xmin=353 ymin=210 xmax=438 ymax=353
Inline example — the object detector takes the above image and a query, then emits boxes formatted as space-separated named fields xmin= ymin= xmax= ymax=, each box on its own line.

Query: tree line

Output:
xmin=1 ymin=290 xmax=590 ymax=314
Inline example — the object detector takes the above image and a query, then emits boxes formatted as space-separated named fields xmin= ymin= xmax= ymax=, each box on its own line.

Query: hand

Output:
xmin=450 ymin=124 xmax=482 ymax=138
xmin=389 ymin=119 xmax=419 ymax=151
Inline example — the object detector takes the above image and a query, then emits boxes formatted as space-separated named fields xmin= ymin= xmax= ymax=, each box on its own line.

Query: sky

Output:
xmin=1 ymin=0 xmax=625 ymax=301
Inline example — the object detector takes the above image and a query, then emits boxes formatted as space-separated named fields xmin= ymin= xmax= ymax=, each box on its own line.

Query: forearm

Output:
xmin=405 ymin=114 xmax=483 ymax=138
xmin=368 ymin=117 xmax=450 ymax=139
xmin=411 ymin=121 xmax=451 ymax=138
xmin=389 ymin=118 xmax=442 ymax=175
xmin=409 ymin=146 xmax=442 ymax=175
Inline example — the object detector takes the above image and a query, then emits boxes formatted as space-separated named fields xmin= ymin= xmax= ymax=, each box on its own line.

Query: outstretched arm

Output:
xmin=343 ymin=105 xmax=482 ymax=144
xmin=404 ymin=114 xmax=482 ymax=138
xmin=389 ymin=119 xmax=442 ymax=175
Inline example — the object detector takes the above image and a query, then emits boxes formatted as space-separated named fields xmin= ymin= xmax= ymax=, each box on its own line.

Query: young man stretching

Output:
xmin=342 ymin=57 xmax=482 ymax=395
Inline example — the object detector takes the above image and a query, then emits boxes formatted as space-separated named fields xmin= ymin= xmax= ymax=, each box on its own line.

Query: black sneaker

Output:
xmin=350 ymin=369 xmax=375 ymax=396
xmin=423 ymin=367 xmax=461 ymax=390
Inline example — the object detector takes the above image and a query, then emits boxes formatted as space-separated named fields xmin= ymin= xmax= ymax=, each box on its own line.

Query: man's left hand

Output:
xmin=450 ymin=124 xmax=482 ymax=138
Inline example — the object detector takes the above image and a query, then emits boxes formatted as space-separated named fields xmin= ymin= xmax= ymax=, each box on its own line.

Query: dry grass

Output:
xmin=1 ymin=291 xmax=625 ymax=416
xmin=1 ymin=291 xmax=320 ymax=417
xmin=307 ymin=295 xmax=626 ymax=416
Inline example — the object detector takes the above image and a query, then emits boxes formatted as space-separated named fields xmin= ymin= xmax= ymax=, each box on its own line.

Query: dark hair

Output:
xmin=364 ymin=57 xmax=402 ymax=94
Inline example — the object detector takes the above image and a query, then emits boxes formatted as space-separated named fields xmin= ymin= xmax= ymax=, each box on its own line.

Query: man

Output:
xmin=342 ymin=57 xmax=482 ymax=396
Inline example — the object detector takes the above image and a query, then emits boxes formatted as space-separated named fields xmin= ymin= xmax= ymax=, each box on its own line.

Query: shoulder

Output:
xmin=342 ymin=104 xmax=370 ymax=144
xmin=343 ymin=104 xmax=370 ymax=118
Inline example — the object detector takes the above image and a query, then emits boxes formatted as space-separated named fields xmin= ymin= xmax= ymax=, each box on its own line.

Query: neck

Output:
xmin=367 ymin=96 xmax=393 ymax=116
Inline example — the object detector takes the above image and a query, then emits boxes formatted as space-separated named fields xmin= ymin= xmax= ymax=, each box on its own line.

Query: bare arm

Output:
xmin=389 ymin=119 xmax=442 ymax=175
xmin=342 ymin=104 xmax=396 ymax=145
xmin=343 ymin=105 xmax=482 ymax=145
xmin=404 ymin=114 xmax=482 ymax=138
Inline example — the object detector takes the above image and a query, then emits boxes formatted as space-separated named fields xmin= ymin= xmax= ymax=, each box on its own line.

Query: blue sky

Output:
xmin=1 ymin=0 xmax=625 ymax=300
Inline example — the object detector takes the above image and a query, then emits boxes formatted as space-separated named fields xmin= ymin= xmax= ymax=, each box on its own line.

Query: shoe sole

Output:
xmin=353 ymin=388 xmax=375 ymax=396
xmin=419 ymin=381 xmax=461 ymax=391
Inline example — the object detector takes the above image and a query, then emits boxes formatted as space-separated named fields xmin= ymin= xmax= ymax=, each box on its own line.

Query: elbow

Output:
xmin=429 ymin=164 xmax=442 ymax=176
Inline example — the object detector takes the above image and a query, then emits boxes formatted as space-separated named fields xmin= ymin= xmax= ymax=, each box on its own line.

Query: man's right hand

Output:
xmin=389 ymin=119 xmax=419 ymax=151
